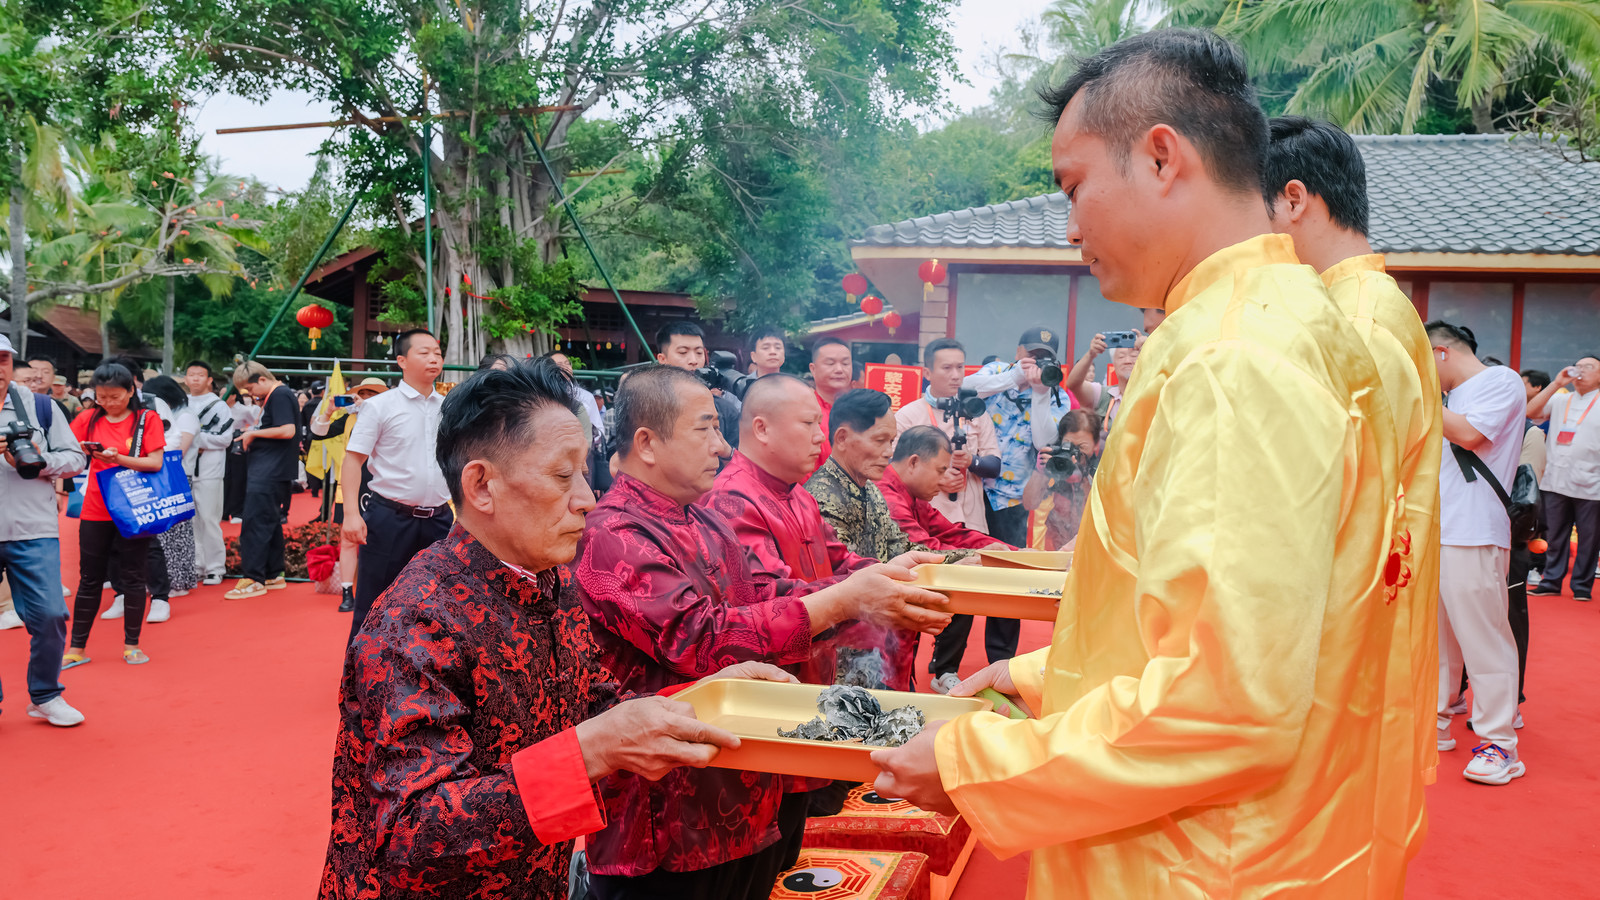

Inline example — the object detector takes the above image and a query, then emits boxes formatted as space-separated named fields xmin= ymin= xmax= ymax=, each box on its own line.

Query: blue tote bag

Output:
xmin=94 ymin=408 xmax=196 ymax=539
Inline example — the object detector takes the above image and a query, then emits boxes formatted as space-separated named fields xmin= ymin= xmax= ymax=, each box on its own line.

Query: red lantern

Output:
xmin=883 ymin=310 xmax=902 ymax=335
xmin=842 ymin=273 xmax=869 ymax=305
xmin=917 ymin=258 xmax=947 ymax=302
xmin=860 ymin=295 xmax=884 ymax=322
xmin=296 ymin=303 xmax=335 ymax=350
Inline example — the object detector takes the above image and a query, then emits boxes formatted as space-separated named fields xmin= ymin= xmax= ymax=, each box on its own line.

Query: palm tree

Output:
xmin=1164 ymin=0 xmax=1600 ymax=134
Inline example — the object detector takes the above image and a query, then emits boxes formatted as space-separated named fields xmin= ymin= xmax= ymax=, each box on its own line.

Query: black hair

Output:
xmin=614 ymin=364 xmax=706 ymax=458
xmin=90 ymin=362 xmax=138 ymax=392
xmin=476 ymin=352 xmax=521 ymax=373
xmin=892 ymin=425 xmax=952 ymax=462
xmin=655 ymin=321 xmax=706 ymax=352
xmin=143 ymin=374 xmax=189 ymax=411
xmin=749 ymin=325 xmax=787 ymax=352
xmin=1425 ymin=320 xmax=1478 ymax=355
xmin=1055 ymin=408 xmax=1103 ymax=442
xmin=1481 ymin=356 xmax=1504 ymax=367
xmin=1522 ymin=369 xmax=1551 ymax=390
xmin=1264 ymin=116 xmax=1370 ymax=235
xmin=829 ymin=389 xmax=892 ymax=437
xmin=811 ymin=336 xmax=849 ymax=356
xmin=108 ymin=355 xmax=145 ymax=384
xmin=435 ymin=358 xmax=580 ymax=505
xmin=26 ymin=354 xmax=56 ymax=372
xmin=1038 ymin=28 xmax=1266 ymax=196
xmin=184 ymin=359 xmax=214 ymax=376
xmin=395 ymin=328 xmax=436 ymax=358
xmin=923 ymin=338 xmax=965 ymax=367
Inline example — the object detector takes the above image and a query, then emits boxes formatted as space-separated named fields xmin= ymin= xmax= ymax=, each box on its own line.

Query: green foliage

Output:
xmin=135 ymin=261 xmax=352 ymax=367
xmin=481 ymin=257 xmax=586 ymax=340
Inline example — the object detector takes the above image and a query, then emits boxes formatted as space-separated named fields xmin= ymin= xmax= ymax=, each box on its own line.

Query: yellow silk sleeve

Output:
xmin=1006 ymin=646 xmax=1050 ymax=712
xmin=936 ymin=341 xmax=1353 ymax=855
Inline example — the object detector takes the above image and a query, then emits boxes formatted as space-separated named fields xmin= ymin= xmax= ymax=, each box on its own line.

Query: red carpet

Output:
xmin=2 ymin=497 xmax=1596 ymax=897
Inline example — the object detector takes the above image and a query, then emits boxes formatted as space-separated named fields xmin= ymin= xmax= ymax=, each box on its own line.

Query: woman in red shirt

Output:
xmin=63 ymin=363 xmax=165 ymax=667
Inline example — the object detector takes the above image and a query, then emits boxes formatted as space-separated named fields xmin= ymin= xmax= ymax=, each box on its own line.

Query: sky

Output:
xmin=192 ymin=0 xmax=1058 ymax=193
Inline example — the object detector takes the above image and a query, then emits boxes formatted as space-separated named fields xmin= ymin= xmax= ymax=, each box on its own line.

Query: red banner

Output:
xmin=864 ymin=363 xmax=923 ymax=412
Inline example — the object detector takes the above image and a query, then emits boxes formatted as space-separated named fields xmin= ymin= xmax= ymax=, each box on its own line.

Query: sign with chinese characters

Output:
xmin=863 ymin=364 xmax=923 ymax=412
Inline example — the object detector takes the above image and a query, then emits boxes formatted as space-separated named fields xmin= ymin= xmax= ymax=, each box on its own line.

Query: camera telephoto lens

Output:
xmin=2 ymin=421 xmax=47 ymax=480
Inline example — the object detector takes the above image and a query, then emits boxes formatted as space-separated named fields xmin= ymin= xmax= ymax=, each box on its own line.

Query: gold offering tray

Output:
xmin=911 ymin=564 xmax=1064 ymax=621
xmin=673 ymin=679 xmax=991 ymax=782
xmin=977 ymin=549 xmax=1073 ymax=571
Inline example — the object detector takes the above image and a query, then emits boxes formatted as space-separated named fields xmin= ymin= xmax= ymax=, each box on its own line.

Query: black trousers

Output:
xmin=110 ymin=532 xmax=168 ymax=600
xmin=929 ymin=501 xmax=1021 ymax=677
xmin=588 ymin=790 xmax=809 ymax=900
xmin=73 ymin=521 xmax=150 ymax=648
xmin=241 ymin=482 xmax=291 ymax=584
xmin=1539 ymin=490 xmax=1600 ymax=598
xmin=348 ymin=498 xmax=453 ymax=644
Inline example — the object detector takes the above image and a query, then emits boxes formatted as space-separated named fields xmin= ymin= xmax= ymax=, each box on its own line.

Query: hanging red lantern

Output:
xmin=842 ymin=273 xmax=869 ymax=305
xmin=860 ymin=294 xmax=884 ymax=322
xmin=296 ymin=303 xmax=335 ymax=349
xmin=883 ymin=310 xmax=902 ymax=335
xmin=917 ymin=258 xmax=947 ymax=303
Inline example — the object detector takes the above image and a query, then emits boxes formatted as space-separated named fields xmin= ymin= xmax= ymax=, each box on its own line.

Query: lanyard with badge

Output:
xmin=1557 ymin=393 xmax=1598 ymax=446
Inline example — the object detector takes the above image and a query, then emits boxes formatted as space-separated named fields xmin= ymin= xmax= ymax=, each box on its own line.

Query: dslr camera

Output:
xmin=932 ymin=387 xmax=986 ymax=422
xmin=695 ymin=350 xmax=755 ymax=400
xmin=1044 ymin=441 xmax=1089 ymax=480
xmin=1 ymin=419 xmax=47 ymax=480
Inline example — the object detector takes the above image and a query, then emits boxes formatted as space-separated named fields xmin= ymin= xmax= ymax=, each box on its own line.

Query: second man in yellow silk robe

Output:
xmin=934 ymin=235 xmax=1407 ymax=898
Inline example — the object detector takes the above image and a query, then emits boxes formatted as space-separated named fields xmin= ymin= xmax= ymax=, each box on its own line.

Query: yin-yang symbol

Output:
xmin=861 ymin=791 xmax=900 ymax=804
xmin=782 ymin=866 xmax=846 ymax=892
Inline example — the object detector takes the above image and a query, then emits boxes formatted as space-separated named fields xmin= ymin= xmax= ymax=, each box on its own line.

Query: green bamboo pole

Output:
xmin=521 ymin=122 xmax=652 ymax=359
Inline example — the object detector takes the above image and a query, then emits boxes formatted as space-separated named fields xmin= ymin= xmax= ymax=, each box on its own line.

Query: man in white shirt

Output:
xmin=894 ymin=337 xmax=1003 ymax=691
xmin=342 ymin=328 xmax=452 ymax=644
xmin=1063 ymin=328 xmax=1146 ymax=438
xmin=1525 ymin=354 xmax=1600 ymax=600
xmin=1429 ymin=320 xmax=1528 ymax=785
xmin=183 ymin=360 xmax=233 ymax=584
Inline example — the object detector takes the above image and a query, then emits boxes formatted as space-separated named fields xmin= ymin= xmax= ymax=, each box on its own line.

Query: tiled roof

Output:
xmin=852 ymin=134 xmax=1600 ymax=256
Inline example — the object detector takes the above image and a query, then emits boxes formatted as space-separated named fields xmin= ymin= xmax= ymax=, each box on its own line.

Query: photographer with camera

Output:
xmin=655 ymin=321 xmax=740 ymax=451
xmin=1064 ymin=328 xmax=1146 ymax=438
xmin=1023 ymin=410 xmax=1104 ymax=552
xmin=0 ymin=334 xmax=88 ymax=725
xmin=962 ymin=325 xmax=1076 ymax=549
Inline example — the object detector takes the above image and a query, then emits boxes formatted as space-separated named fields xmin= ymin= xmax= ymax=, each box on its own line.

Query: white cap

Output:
xmin=0 ymin=333 xmax=13 ymax=355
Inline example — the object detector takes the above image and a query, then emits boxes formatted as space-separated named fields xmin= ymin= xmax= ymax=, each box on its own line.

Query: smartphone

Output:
xmin=80 ymin=441 xmax=105 ymax=454
xmin=1104 ymin=330 xmax=1140 ymax=349
xmin=333 ymin=395 xmax=355 ymax=408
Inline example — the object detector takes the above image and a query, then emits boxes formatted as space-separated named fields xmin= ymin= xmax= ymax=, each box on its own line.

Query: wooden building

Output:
xmin=847 ymin=134 xmax=1600 ymax=375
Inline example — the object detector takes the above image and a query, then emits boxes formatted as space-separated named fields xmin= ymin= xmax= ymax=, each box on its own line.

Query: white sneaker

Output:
xmin=146 ymin=599 xmax=171 ymax=623
xmin=228 ymin=516 xmax=242 ymax=524
xmin=168 ymin=589 xmax=189 ymax=598
xmin=0 ymin=609 xmax=22 ymax=630
xmin=61 ymin=584 xmax=71 ymax=597
xmin=27 ymin=696 xmax=85 ymax=727
xmin=1514 ymin=711 xmax=1524 ymax=729
xmin=101 ymin=595 xmax=125 ymax=619
xmin=1437 ymin=729 xmax=1456 ymax=752
xmin=1463 ymin=743 xmax=1525 ymax=785
xmin=1527 ymin=570 xmax=1542 ymax=586
xmin=930 ymin=672 xmax=962 ymax=695
xmin=1446 ymin=697 xmax=1469 ymax=716
xmin=202 ymin=573 xmax=223 ymax=586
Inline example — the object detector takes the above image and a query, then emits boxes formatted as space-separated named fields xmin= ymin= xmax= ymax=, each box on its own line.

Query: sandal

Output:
xmin=61 ymin=652 xmax=91 ymax=670
xmin=123 ymin=648 xmax=150 ymax=665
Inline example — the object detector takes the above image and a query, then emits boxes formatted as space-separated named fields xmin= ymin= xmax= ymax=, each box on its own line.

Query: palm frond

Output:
xmin=1505 ymin=0 xmax=1600 ymax=62
xmin=1444 ymin=0 xmax=1541 ymax=106
xmin=1290 ymin=26 xmax=1425 ymax=133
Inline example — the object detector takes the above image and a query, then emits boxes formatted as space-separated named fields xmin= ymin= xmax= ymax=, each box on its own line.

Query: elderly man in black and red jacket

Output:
xmin=320 ymin=358 xmax=792 ymax=900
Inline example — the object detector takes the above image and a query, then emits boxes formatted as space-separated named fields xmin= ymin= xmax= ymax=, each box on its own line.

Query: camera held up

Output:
xmin=1 ymin=419 xmax=48 ymax=480
xmin=695 ymin=349 xmax=755 ymax=400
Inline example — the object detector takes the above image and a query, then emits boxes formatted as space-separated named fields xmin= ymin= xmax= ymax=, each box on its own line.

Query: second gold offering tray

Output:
xmin=911 ymin=563 xmax=1064 ymax=621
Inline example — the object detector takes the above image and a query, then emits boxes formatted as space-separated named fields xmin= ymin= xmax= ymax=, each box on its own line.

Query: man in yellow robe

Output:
xmin=1264 ymin=116 xmax=1444 ymax=896
xmin=871 ymin=29 xmax=1414 ymax=897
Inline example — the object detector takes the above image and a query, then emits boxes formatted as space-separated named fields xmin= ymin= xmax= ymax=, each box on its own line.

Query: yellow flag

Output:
xmin=306 ymin=361 xmax=348 ymax=484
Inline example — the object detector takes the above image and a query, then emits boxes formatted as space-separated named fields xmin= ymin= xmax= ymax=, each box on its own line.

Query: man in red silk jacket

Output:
xmin=881 ymin=426 xmax=1007 ymax=553
xmin=574 ymin=365 xmax=951 ymax=900
xmin=321 ymin=360 xmax=794 ymax=900
xmin=702 ymin=375 xmax=942 ymax=684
